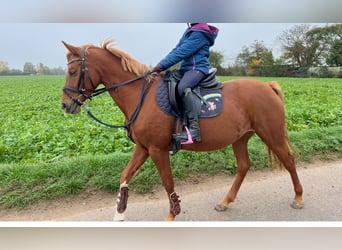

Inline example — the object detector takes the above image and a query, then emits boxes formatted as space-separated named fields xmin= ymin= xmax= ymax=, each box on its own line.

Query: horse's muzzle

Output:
xmin=61 ymin=101 xmax=81 ymax=114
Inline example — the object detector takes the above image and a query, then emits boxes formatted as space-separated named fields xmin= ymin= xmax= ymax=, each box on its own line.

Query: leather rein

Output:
xmin=62 ymin=48 xmax=154 ymax=132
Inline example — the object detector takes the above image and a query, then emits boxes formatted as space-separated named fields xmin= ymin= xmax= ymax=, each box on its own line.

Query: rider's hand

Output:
xmin=151 ymin=65 xmax=162 ymax=73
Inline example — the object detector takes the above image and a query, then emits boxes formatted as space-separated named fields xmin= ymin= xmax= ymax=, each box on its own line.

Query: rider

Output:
xmin=153 ymin=23 xmax=219 ymax=144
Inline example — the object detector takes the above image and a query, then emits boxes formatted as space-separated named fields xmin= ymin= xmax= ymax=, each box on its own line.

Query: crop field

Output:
xmin=0 ymin=75 xmax=341 ymax=164
xmin=0 ymin=76 xmax=130 ymax=163
xmin=0 ymin=75 xmax=341 ymax=208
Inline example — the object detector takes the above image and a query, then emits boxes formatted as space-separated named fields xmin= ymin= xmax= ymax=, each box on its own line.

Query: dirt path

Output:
xmin=1 ymin=159 xmax=341 ymax=221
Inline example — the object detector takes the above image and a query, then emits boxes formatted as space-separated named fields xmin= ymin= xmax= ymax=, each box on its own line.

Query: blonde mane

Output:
xmin=100 ymin=39 xmax=151 ymax=77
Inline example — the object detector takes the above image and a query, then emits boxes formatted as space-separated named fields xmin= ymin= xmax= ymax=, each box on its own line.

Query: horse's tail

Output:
xmin=266 ymin=81 xmax=298 ymax=169
xmin=268 ymin=138 xmax=299 ymax=170
xmin=268 ymin=81 xmax=284 ymax=102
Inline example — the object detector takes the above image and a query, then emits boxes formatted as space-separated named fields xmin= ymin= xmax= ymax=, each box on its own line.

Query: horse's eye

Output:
xmin=69 ymin=70 xmax=77 ymax=76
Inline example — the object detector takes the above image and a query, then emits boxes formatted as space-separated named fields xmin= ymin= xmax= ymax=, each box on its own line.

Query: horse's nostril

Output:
xmin=61 ymin=103 xmax=67 ymax=109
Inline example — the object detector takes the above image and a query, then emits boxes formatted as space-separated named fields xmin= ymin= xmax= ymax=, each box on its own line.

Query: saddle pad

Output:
xmin=199 ymin=88 xmax=223 ymax=118
xmin=155 ymin=80 xmax=223 ymax=118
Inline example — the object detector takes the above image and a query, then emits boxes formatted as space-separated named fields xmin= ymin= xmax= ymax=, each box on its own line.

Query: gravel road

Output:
xmin=57 ymin=159 xmax=342 ymax=222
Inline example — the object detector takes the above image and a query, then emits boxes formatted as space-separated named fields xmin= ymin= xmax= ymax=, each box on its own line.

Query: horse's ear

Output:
xmin=61 ymin=40 xmax=81 ymax=55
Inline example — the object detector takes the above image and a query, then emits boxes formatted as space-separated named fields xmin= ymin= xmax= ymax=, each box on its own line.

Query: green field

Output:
xmin=0 ymin=75 xmax=341 ymax=208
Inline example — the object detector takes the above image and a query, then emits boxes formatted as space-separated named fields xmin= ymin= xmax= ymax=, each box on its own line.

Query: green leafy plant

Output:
xmin=0 ymin=76 xmax=341 ymax=209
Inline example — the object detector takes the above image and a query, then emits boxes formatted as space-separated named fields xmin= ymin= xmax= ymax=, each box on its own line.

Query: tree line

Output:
xmin=1 ymin=24 xmax=342 ymax=77
xmin=209 ymin=23 xmax=342 ymax=78
xmin=0 ymin=61 xmax=65 ymax=76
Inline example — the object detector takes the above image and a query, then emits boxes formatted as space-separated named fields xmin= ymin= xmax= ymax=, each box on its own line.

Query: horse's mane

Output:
xmin=99 ymin=39 xmax=151 ymax=77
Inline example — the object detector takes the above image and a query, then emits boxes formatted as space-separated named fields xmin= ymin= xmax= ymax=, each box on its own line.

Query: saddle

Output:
xmin=156 ymin=68 xmax=223 ymax=119
xmin=155 ymin=68 xmax=223 ymax=155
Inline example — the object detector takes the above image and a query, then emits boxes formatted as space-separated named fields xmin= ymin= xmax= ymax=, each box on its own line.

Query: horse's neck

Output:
xmin=99 ymin=52 xmax=148 ymax=121
xmin=105 ymin=72 xmax=143 ymax=121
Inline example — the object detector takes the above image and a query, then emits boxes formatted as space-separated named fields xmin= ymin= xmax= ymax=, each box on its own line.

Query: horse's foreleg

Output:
xmin=114 ymin=145 xmax=149 ymax=221
xmin=149 ymin=147 xmax=180 ymax=221
xmin=215 ymin=133 xmax=253 ymax=212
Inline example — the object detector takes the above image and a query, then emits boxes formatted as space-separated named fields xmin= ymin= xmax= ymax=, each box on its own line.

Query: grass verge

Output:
xmin=1 ymin=126 xmax=341 ymax=209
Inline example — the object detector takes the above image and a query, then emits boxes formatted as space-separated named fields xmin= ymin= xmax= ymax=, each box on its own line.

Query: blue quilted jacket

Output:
xmin=156 ymin=23 xmax=219 ymax=74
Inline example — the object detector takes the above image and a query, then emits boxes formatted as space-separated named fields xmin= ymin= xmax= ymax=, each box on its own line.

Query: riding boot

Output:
xmin=175 ymin=88 xmax=201 ymax=144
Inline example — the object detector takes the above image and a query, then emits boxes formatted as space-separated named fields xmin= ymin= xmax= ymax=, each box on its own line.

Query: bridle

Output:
xmin=63 ymin=48 xmax=96 ymax=106
xmin=62 ymin=48 xmax=154 ymax=131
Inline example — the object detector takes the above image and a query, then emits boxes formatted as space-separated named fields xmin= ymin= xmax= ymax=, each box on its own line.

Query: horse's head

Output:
xmin=61 ymin=39 xmax=152 ymax=115
xmin=61 ymin=41 xmax=100 ymax=114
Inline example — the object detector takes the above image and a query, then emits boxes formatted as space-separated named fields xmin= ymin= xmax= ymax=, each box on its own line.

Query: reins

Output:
xmin=63 ymin=48 xmax=155 ymax=132
xmin=85 ymin=74 xmax=154 ymax=131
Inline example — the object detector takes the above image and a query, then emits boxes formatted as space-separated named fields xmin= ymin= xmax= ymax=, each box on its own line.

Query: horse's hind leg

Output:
xmin=269 ymin=142 xmax=304 ymax=209
xmin=215 ymin=132 xmax=253 ymax=211
xmin=257 ymin=119 xmax=304 ymax=209
xmin=114 ymin=144 xmax=149 ymax=221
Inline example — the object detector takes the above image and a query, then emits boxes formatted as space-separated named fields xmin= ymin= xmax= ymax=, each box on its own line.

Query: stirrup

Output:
xmin=181 ymin=126 xmax=194 ymax=145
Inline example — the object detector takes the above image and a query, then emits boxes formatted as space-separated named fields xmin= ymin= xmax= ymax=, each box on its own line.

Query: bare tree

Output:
xmin=0 ymin=60 xmax=10 ymax=73
xmin=277 ymin=24 xmax=323 ymax=67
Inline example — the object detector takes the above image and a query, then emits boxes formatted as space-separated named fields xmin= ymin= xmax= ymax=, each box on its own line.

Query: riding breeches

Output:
xmin=177 ymin=70 xmax=206 ymax=96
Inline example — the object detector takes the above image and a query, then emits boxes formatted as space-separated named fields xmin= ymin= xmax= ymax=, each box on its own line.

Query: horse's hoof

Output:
xmin=215 ymin=204 xmax=228 ymax=212
xmin=113 ymin=211 xmax=125 ymax=221
xmin=290 ymin=200 xmax=304 ymax=209
xmin=165 ymin=213 xmax=176 ymax=221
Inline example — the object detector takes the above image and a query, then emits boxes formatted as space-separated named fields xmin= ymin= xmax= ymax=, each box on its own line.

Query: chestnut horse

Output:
xmin=61 ymin=39 xmax=304 ymax=221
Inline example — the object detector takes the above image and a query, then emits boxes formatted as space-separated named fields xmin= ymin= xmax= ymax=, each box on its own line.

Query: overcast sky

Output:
xmin=1 ymin=23 xmax=327 ymax=70
xmin=1 ymin=0 xmax=340 ymax=70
